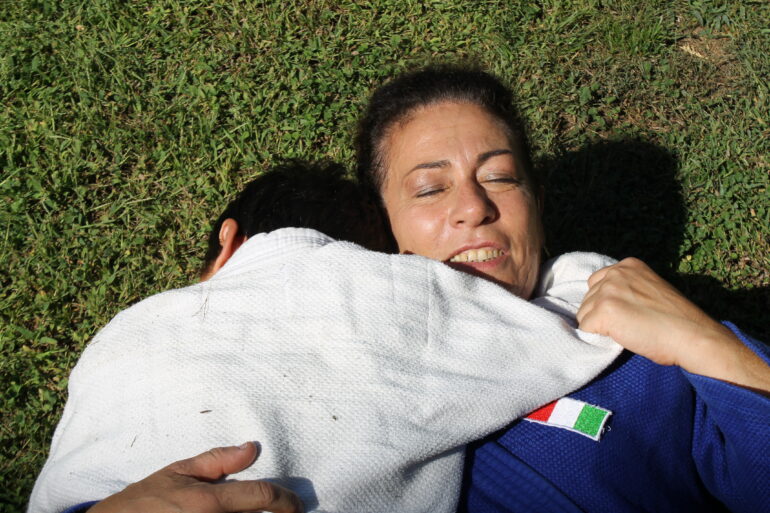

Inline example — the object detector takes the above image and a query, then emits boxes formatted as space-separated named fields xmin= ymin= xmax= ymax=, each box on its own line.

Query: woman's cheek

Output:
xmin=395 ymin=206 xmax=445 ymax=258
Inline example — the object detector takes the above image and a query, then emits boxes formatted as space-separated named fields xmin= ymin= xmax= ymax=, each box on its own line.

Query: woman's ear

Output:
xmin=200 ymin=219 xmax=245 ymax=281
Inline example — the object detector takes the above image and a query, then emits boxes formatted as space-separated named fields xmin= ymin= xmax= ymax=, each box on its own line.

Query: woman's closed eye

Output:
xmin=415 ymin=185 xmax=446 ymax=198
xmin=481 ymin=174 xmax=523 ymax=190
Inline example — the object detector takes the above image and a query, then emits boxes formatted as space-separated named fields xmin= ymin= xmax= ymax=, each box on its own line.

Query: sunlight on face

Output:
xmin=380 ymin=101 xmax=544 ymax=298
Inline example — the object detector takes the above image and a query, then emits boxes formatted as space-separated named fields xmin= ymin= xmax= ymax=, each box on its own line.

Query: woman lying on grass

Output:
xmin=353 ymin=66 xmax=770 ymax=512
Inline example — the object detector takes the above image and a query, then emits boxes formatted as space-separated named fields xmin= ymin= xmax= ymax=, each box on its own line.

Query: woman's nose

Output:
xmin=449 ymin=182 xmax=497 ymax=227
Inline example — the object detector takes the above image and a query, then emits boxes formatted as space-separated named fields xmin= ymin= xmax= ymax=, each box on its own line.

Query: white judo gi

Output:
xmin=30 ymin=228 xmax=620 ymax=513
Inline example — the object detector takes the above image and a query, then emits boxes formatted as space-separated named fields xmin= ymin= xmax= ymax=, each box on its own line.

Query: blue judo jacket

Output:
xmin=459 ymin=322 xmax=770 ymax=513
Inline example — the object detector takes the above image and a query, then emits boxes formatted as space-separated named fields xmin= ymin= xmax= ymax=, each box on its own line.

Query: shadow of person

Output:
xmin=539 ymin=138 xmax=769 ymax=342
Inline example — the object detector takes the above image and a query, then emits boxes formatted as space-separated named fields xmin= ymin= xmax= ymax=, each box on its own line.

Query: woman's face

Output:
xmin=380 ymin=101 xmax=544 ymax=298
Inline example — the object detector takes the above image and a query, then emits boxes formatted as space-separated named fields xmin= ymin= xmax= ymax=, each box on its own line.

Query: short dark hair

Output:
xmin=201 ymin=160 xmax=395 ymax=277
xmin=355 ymin=66 xmax=536 ymax=194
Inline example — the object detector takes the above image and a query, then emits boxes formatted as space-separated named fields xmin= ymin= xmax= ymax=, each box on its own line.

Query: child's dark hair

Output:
xmin=201 ymin=160 xmax=395 ymax=277
xmin=355 ymin=65 xmax=537 ymax=194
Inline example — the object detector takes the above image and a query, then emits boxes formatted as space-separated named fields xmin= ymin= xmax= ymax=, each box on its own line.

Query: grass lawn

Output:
xmin=1 ymin=0 xmax=768 ymax=509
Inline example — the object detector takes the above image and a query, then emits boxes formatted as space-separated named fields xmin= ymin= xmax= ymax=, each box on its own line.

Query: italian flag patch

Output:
xmin=525 ymin=398 xmax=612 ymax=441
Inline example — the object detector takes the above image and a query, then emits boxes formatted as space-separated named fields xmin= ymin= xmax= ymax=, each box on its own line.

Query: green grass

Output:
xmin=1 ymin=0 xmax=768 ymax=509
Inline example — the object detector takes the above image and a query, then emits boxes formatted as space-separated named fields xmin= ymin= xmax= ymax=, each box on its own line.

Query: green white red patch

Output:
xmin=525 ymin=398 xmax=612 ymax=441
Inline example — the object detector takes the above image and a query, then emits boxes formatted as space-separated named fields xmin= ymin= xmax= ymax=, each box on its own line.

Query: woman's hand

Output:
xmin=577 ymin=257 xmax=770 ymax=394
xmin=89 ymin=442 xmax=303 ymax=513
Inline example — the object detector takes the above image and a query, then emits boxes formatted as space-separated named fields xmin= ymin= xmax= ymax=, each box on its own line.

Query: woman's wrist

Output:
xmin=677 ymin=322 xmax=770 ymax=394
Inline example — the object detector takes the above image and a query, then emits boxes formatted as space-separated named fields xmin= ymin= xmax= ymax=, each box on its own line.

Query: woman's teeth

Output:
xmin=449 ymin=248 xmax=502 ymax=263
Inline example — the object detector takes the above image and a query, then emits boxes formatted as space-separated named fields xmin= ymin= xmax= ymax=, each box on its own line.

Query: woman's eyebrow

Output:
xmin=408 ymin=159 xmax=451 ymax=173
xmin=477 ymin=149 xmax=513 ymax=165
xmin=406 ymin=150 xmax=511 ymax=176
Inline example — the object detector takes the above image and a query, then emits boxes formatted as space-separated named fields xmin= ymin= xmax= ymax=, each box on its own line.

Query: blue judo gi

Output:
xmin=459 ymin=322 xmax=770 ymax=513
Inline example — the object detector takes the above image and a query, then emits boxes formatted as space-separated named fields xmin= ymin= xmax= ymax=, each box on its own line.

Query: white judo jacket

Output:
xmin=30 ymin=228 xmax=621 ymax=513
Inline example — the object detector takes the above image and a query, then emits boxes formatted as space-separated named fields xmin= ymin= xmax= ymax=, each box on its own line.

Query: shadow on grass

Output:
xmin=540 ymin=138 xmax=769 ymax=342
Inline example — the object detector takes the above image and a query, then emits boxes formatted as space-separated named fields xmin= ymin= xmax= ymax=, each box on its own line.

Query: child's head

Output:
xmin=200 ymin=160 xmax=394 ymax=279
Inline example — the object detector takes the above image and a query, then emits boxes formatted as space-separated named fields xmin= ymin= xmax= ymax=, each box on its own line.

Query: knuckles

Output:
xmin=594 ymin=296 xmax=624 ymax=317
xmin=617 ymin=256 xmax=645 ymax=268
xmin=216 ymin=480 xmax=279 ymax=511
xmin=250 ymin=480 xmax=279 ymax=504
xmin=596 ymin=278 xmax=624 ymax=297
xmin=592 ymin=257 xmax=653 ymax=298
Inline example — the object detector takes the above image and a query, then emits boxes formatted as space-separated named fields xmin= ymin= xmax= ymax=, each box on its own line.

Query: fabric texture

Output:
xmin=460 ymin=323 xmax=770 ymax=513
xmin=29 ymin=228 xmax=621 ymax=513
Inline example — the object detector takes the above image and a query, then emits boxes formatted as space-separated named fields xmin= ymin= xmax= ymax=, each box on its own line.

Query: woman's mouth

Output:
xmin=445 ymin=246 xmax=508 ymax=288
xmin=448 ymin=247 xmax=503 ymax=263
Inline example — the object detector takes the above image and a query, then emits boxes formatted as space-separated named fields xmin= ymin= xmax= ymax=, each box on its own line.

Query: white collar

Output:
xmin=213 ymin=227 xmax=336 ymax=280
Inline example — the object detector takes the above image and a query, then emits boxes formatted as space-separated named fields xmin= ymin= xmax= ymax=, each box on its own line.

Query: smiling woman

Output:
xmin=355 ymin=68 xmax=544 ymax=298
xmin=380 ymin=101 xmax=543 ymax=298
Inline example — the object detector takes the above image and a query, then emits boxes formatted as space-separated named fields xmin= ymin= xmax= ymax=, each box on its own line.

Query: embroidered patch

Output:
xmin=525 ymin=398 xmax=612 ymax=441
